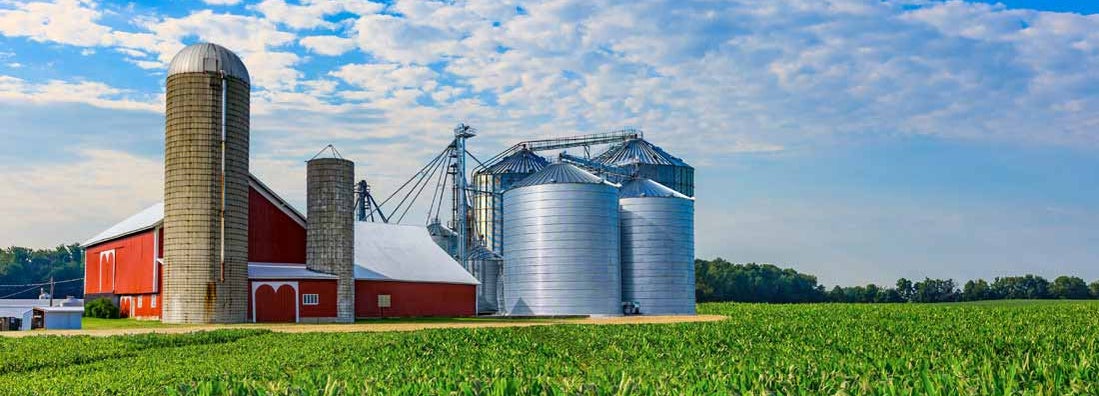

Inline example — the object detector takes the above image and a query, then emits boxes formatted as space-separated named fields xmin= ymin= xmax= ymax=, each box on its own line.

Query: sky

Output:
xmin=0 ymin=0 xmax=1097 ymax=286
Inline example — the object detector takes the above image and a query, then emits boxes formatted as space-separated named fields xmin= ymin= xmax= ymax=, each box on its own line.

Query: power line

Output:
xmin=0 ymin=278 xmax=84 ymax=288
xmin=0 ymin=285 xmax=45 ymax=299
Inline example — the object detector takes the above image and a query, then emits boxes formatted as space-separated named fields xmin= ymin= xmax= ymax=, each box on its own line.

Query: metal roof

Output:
xmin=510 ymin=163 xmax=615 ymax=188
xmin=81 ymin=174 xmax=303 ymax=248
xmin=594 ymin=138 xmax=691 ymax=167
xmin=168 ymin=42 xmax=250 ymax=83
xmin=0 ymin=307 xmax=32 ymax=317
xmin=81 ymin=203 xmax=163 ymax=247
xmin=34 ymin=306 xmax=85 ymax=313
xmin=483 ymin=149 xmax=549 ymax=174
xmin=354 ymin=222 xmax=479 ymax=285
xmin=248 ymin=263 xmax=339 ymax=280
xmin=618 ymin=178 xmax=692 ymax=199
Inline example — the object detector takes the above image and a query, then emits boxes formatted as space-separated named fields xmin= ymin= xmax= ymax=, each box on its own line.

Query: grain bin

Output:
xmin=472 ymin=149 xmax=549 ymax=255
xmin=618 ymin=178 xmax=695 ymax=314
xmin=306 ymin=156 xmax=355 ymax=323
xmin=468 ymin=246 xmax=503 ymax=313
xmin=162 ymin=43 xmax=250 ymax=324
xmin=594 ymin=138 xmax=694 ymax=197
xmin=502 ymin=163 xmax=622 ymax=316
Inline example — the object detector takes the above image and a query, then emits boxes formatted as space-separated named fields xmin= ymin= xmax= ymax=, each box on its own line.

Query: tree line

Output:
xmin=696 ymin=258 xmax=1099 ymax=303
xmin=0 ymin=245 xmax=84 ymax=299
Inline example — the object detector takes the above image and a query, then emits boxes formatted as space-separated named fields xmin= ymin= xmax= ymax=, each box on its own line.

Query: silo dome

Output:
xmin=502 ymin=163 xmax=622 ymax=316
xmin=167 ymin=42 xmax=250 ymax=83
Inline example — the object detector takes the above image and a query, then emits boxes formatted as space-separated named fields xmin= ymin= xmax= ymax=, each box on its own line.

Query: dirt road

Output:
xmin=2 ymin=314 xmax=725 ymax=338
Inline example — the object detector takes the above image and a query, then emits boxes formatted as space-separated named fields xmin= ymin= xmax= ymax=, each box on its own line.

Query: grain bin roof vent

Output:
xmin=511 ymin=163 xmax=615 ymax=188
xmin=167 ymin=42 xmax=250 ymax=83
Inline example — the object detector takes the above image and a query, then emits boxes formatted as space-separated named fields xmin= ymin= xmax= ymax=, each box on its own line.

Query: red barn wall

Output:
xmin=299 ymin=280 xmax=338 ymax=318
xmin=84 ymin=230 xmax=157 ymax=295
xmin=248 ymin=187 xmax=306 ymax=264
xmin=120 ymin=294 xmax=161 ymax=319
xmin=355 ymin=281 xmax=476 ymax=318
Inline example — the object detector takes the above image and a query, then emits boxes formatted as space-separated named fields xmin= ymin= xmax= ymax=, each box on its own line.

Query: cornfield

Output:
xmin=1 ymin=300 xmax=1096 ymax=395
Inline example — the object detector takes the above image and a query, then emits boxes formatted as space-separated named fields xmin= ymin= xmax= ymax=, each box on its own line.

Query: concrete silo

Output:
xmin=162 ymin=43 xmax=251 ymax=324
xmin=594 ymin=138 xmax=694 ymax=197
xmin=618 ymin=178 xmax=695 ymax=314
xmin=306 ymin=156 xmax=356 ymax=323
xmin=502 ymin=163 xmax=622 ymax=316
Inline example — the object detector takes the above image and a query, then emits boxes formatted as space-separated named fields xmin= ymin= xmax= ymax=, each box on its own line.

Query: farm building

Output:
xmin=81 ymin=175 xmax=479 ymax=323
xmin=82 ymin=42 xmax=696 ymax=323
xmin=0 ymin=298 xmax=83 ymax=330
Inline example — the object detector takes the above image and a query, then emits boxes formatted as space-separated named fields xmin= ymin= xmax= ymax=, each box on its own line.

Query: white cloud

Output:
xmin=300 ymin=35 xmax=356 ymax=56
xmin=0 ymin=75 xmax=161 ymax=112
xmin=0 ymin=149 xmax=162 ymax=247
xmin=0 ymin=0 xmax=113 ymax=46
xmin=253 ymin=0 xmax=382 ymax=30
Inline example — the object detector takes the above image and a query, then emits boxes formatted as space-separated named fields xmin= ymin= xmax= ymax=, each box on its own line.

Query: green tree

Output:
xmin=991 ymin=275 xmax=1050 ymax=299
xmin=913 ymin=278 xmax=959 ymax=303
xmin=1050 ymin=276 xmax=1091 ymax=300
xmin=896 ymin=278 xmax=915 ymax=302
xmin=962 ymin=279 xmax=992 ymax=301
xmin=1091 ymin=281 xmax=1099 ymax=299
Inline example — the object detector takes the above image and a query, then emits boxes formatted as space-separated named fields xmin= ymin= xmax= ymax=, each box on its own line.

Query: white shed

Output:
xmin=33 ymin=306 xmax=84 ymax=330
xmin=0 ymin=307 xmax=32 ymax=331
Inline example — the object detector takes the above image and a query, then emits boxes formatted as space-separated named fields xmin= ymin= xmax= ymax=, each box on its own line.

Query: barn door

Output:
xmin=253 ymin=283 xmax=297 ymax=323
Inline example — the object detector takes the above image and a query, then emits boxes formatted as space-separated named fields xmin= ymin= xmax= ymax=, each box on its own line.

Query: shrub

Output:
xmin=84 ymin=298 xmax=119 ymax=319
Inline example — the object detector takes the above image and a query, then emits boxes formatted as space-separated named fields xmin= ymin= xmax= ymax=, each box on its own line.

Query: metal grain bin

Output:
xmin=162 ymin=43 xmax=251 ymax=324
xmin=594 ymin=138 xmax=694 ymax=197
xmin=469 ymin=246 xmax=503 ymax=313
xmin=502 ymin=163 xmax=622 ymax=316
xmin=618 ymin=178 xmax=695 ymax=314
xmin=472 ymin=149 xmax=549 ymax=255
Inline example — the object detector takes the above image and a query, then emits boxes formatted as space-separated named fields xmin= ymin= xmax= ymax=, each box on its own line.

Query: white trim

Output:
xmin=152 ymin=226 xmax=159 ymax=293
xmin=248 ymin=175 xmax=307 ymax=227
xmin=98 ymin=250 xmax=115 ymax=293
xmin=302 ymin=293 xmax=319 ymax=306
xmin=250 ymin=281 xmax=299 ymax=323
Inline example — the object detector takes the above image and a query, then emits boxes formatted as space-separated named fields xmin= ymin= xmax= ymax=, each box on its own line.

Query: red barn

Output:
xmin=81 ymin=174 xmax=478 ymax=322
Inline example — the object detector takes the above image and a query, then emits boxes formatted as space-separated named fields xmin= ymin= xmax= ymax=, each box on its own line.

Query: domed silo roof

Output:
xmin=484 ymin=148 xmax=549 ymax=175
xmin=618 ymin=178 xmax=691 ymax=199
xmin=594 ymin=138 xmax=690 ymax=167
xmin=168 ymin=42 xmax=250 ymax=83
xmin=510 ymin=162 xmax=612 ymax=189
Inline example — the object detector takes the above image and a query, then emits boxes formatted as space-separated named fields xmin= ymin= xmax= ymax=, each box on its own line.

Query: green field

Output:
xmin=3 ymin=301 xmax=1098 ymax=395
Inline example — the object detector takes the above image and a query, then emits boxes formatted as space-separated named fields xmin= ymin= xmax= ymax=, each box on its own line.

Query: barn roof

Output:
xmin=81 ymin=174 xmax=304 ymax=248
xmin=354 ymin=222 xmax=479 ymax=285
xmin=248 ymin=263 xmax=338 ymax=280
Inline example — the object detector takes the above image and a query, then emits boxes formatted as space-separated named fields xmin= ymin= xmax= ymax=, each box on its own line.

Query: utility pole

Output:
xmin=453 ymin=123 xmax=476 ymax=271
xmin=49 ymin=276 xmax=54 ymax=307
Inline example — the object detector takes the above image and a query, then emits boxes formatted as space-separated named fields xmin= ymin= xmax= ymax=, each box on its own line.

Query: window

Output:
xmin=151 ymin=295 xmax=157 ymax=308
xmin=377 ymin=294 xmax=391 ymax=308
xmin=302 ymin=294 xmax=319 ymax=306
xmin=136 ymin=296 xmax=142 ymax=308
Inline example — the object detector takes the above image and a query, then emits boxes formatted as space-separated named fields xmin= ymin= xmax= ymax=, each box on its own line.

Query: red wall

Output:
xmin=84 ymin=230 xmax=157 ymax=295
xmin=355 ymin=281 xmax=476 ymax=318
xmin=119 ymin=294 xmax=161 ymax=319
xmin=248 ymin=187 xmax=306 ymax=264
xmin=299 ymin=280 xmax=338 ymax=318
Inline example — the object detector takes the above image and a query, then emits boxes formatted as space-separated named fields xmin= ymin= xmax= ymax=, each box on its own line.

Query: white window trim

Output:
xmin=302 ymin=293 xmax=319 ymax=306
xmin=136 ymin=295 xmax=142 ymax=308
xmin=150 ymin=295 xmax=157 ymax=308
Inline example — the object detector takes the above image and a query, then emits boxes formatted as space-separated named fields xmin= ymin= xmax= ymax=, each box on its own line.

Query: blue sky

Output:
xmin=0 ymin=0 xmax=1097 ymax=286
